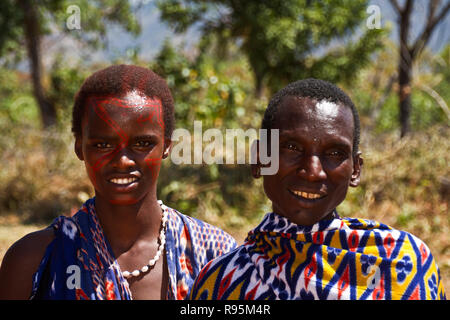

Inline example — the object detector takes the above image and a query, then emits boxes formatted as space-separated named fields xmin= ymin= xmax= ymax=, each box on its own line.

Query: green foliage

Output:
xmin=0 ymin=69 xmax=90 ymax=222
xmin=433 ymin=45 xmax=450 ymax=114
xmin=46 ymin=0 xmax=141 ymax=48
xmin=46 ymin=55 xmax=92 ymax=128
xmin=0 ymin=0 xmax=140 ymax=63
xmin=0 ymin=68 xmax=39 ymax=126
xmin=157 ymin=0 xmax=386 ymax=94
xmin=410 ymin=91 xmax=447 ymax=130
xmin=151 ymin=40 xmax=260 ymax=130
xmin=0 ymin=0 xmax=142 ymax=130
xmin=375 ymin=94 xmax=400 ymax=133
xmin=0 ymin=1 xmax=25 ymax=65
xmin=150 ymin=40 xmax=269 ymax=232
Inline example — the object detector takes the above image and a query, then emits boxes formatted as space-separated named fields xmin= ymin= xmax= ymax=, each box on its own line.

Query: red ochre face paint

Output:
xmin=78 ymin=91 xmax=167 ymax=205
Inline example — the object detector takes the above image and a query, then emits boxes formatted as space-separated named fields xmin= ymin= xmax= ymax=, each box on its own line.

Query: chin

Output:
xmin=107 ymin=196 xmax=142 ymax=206
xmin=281 ymin=208 xmax=328 ymax=226
xmin=106 ymin=188 xmax=156 ymax=206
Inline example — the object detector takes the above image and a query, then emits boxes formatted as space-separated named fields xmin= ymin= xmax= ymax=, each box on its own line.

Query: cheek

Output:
xmin=143 ymin=138 xmax=166 ymax=176
xmin=263 ymin=175 xmax=283 ymax=203
xmin=279 ymin=150 xmax=300 ymax=166
xmin=327 ymin=159 xmax=354 ymax=183
xmin=82 ymin=148 xmax=114 ymax=189
xmin=262 ymin=155 xmax=294 ymax=197
xmin=84 ymin=161 xmax=100 ymax=190
xmin=144 ymin=157 xmax=163 ymax=180
xmin=274 ymin=153 xmax=295 ymax=177
xmin=326 ymin=164 xmax=354 ymax=204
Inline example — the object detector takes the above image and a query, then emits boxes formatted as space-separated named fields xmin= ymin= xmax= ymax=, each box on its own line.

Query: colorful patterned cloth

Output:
xmin=30 ymin=197 xmax=237 ymax=300
xmin=190 ymin=212 xmax=446 ymax=300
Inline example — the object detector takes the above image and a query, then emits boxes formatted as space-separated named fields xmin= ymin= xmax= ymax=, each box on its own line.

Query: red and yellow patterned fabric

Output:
xmin=190 ymin=212 xmax=445 ymax=300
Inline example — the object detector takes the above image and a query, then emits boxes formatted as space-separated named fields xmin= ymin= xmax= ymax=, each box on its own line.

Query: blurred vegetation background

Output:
xmin=0 ymin=0 xmax=449 ymax=293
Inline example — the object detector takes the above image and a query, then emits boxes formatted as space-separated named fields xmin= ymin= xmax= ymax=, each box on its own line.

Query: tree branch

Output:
xmin=412 ymin=1 xmax=450 ymax=58
xmin=428 ymin=0 xmax=441 ymax=20
xmin=417 ymin=83 xmax=450 ymax=120
xmin=398 ymin=0 xmax=414 ymax=69
xmin=389 ymin=0 xmax=402 ymax=14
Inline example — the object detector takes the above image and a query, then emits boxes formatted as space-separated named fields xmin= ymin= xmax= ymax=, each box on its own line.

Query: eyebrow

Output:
xmin=87 ymin=134 xmax=158 ymax=140
xmin=279 ymin=131 xmax=352 ymax=149
xmin=324 ymin=141 xmax=352 ymax=152
xmin=87 ymin=135 xmax=120 ymax=140
xmin=132 ymin=135 xmax=159 ymax=141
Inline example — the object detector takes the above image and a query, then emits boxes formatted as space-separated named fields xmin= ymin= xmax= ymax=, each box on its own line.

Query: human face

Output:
xmin=262 ymin=96 xmax=362 ymax=226
xmin=75 ymin=91 xmax=171 ymax=205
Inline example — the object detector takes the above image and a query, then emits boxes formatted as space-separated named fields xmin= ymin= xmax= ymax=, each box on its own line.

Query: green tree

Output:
xmin=157 ymin=0 xmax=385 ymax=96
xmin=149 ymin=40 xmax=269 ymax=228
xmin=0 ymin=0 xmax=140 ymax=129
xmin=151 ymin=39 xmax=257 ymax=129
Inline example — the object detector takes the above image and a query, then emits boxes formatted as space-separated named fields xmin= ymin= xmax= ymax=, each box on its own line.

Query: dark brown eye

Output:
xmin=326 ymin=150 xmax=347 ymax=158
xmin=95 ymin=142 xmax=113 ymax=149
xmin=135 ymin=141 xmax=153 ymax=148
xmin=285 ymin=143 xmax=299 ymax=151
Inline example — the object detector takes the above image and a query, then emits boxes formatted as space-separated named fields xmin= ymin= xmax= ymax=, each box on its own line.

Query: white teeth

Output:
xmin=110 ymin=177 xmax=138 ymax=185
xmin=292 ymin=190 xmax=323 ymax=199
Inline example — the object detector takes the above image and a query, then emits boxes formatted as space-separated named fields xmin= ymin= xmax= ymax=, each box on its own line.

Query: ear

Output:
xmin=74 ymin=135 xmax=84 ymax=161
xmin=349 ymin=151 xmax=363 ymax=187
xmin=250 ymin=139 xmax=262 ymax=179
xmin=162 ymin=139 xmax=172 ymax=159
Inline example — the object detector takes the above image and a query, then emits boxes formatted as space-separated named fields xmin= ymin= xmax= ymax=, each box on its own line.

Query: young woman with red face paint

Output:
xmin=0 ymin=65 xmax=237 ymax=300
xmin=190 ymin=79 xmax=445 ymax=300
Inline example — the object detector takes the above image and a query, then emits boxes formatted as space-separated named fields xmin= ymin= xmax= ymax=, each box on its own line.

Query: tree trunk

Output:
xmin=398 ymin=63 xmax=412 ymax=138
xmin=397 ymin=0 xmax=414 ymax=138
xmin=17 ymin=0 xmax=57 ymax=129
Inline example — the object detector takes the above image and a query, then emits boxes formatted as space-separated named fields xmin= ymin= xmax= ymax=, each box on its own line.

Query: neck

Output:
xmin=93 ymin=193 xmax=163 ymax=257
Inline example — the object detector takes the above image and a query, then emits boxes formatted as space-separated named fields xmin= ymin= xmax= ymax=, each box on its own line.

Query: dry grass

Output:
xmin=0 ymin=216 xmax=45 ymax=262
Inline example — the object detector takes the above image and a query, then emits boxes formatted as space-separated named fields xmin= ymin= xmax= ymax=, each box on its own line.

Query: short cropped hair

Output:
xmin=262 ymin=78 xmax=361 ymax=155
xmin=72 ymin=64 xmax=175 ymax=139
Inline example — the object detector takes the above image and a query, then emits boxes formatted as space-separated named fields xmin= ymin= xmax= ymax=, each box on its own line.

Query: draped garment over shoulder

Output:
xmin=30 ymin=198 xmax=237 ymax=300
xmin=190 ymin=212 xmax=445 ymax=300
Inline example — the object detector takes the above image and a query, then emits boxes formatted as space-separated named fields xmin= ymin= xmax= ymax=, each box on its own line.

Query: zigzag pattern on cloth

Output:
xmin=190 ymin=212 xmax=446 ymax=300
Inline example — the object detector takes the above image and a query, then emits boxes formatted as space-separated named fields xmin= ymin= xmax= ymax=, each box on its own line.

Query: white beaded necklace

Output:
xmin=122 ymin=200 xmax=168 ymax=279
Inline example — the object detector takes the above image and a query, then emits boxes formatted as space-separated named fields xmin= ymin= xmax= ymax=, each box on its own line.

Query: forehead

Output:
xmin=274 ymin=95 xmax=354 ymax=139
xmin=82 ymin=91 xmax=164 ymax=136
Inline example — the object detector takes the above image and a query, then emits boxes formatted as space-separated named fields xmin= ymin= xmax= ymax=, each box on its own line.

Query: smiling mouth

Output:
xmin=109 ymin=177 xmax=139 ymax=185
xmin=289 ymin=189 xmax=326 ymax=200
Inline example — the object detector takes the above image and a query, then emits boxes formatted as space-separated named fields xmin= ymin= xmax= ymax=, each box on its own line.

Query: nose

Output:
xmin=111 ymin=146 xmax=136 ymax=170
xmin=297 ymin=155 xmax=327 ymax=182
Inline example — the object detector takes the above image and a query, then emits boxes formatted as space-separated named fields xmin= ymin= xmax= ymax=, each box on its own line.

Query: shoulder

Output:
xmin=341 ymin=216 xmax=442 ymax=271
xmin=343 ymin=216 xmax=428 ymax=242
xmin=340 ymin=217 xmax=393 ymax=231
xmin=190 ymin=245 xmax=250 ymax=300
xmin=202 ymin=244 xmax=247 ymax=274
xmin=0 ymin=227 xmax=55 ymax=299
